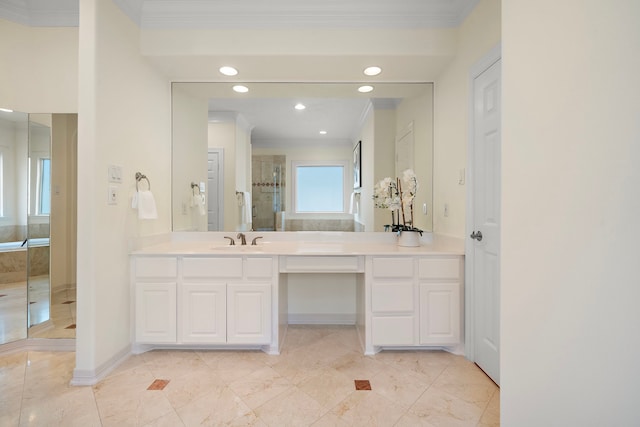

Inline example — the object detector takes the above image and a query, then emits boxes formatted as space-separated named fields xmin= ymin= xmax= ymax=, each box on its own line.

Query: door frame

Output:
xmin=465 ymin=43 xmax=501 ymax=362
xmin=208 ymin=148 xmax=224 ymax=231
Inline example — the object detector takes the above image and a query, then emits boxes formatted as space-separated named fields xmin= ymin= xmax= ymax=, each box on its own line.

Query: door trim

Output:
xmin=465 ymin=43 xmax=501 ymax=361
xmin=208 ymin=148 xmax=224 ymax=231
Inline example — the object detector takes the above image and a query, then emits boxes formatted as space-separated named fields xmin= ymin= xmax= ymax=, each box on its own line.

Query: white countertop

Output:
xmin=130 ymin=232 xmax=464 ymax=256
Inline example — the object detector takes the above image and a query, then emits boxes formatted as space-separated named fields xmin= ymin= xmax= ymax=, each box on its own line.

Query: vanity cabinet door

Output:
xmin=181 ymin=283 xmax=226 ymax=343
xmin=135 ymin=282 xmax=177 ymax=343
xmin=227 ymin=283 xmax=272 ymax=344
xmin=419 ymin=282 xmax=461 ymax=345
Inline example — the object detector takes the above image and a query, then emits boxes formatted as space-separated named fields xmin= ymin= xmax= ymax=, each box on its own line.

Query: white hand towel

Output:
xmin=198 ymin=194 xmax=206 ymax=216
xmin=349 ymin=192 xmax=360 ymax=215
xmin=135 ymin=190 xmax=158 ymax=219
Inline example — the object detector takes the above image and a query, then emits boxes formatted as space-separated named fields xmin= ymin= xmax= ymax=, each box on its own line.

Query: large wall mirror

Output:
xmin=172 ymin=82 xmax=433 ymax=233
xmin=0 ymin=110 xmax=77 ymax=345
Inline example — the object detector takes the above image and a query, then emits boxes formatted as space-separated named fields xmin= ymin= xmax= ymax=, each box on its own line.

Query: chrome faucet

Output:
xmin=237 ymin=233 xmax=247 ymax=245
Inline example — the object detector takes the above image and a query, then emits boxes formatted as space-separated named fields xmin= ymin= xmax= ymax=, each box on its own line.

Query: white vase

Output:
xmin=397 ymin=231 xmax=421 ymax=247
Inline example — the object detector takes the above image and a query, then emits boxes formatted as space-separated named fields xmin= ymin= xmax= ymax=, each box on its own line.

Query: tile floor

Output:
xmin=0 ymin=325 xmax=499 ymax=426
xmin=0 ymin=277 xmax=76 ymax=344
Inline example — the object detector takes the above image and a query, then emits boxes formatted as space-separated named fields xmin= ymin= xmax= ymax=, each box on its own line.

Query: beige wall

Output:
xmin=76 ymin=0 xmax=171 ymax=374
xmin=171 ymin=86 xmax=208 ymax=232
xmin=208 ymin=121 xmax=237 ymax=231
xmin=502 ymin=1 xmax=640 ymax=425
xmin=50 ymin=114 xmax=77 ymax=292
xmin=432 ymin=0 xmax=501 ymax=237
xmin=0 ymin=19 xmax=78 ymax=113
xmin=396 ymin=87 xmax=434 ymax=233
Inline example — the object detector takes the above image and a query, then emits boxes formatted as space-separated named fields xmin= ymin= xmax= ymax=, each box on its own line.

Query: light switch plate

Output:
xmin=108 ymin=165 xmax=122 ymax=183
xmin=108 ymin=186 xmax=118 ymax=205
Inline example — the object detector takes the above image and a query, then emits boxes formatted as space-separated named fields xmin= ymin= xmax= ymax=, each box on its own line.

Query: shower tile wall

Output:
xmin=0 ymin=225 xmax=26 ymax=243
xmin=252 ymin=155 xmax=286 ymax=231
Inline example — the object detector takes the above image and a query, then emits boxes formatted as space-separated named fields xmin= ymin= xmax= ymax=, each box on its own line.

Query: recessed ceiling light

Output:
xmin=358 ymin=85 xmax=374 ymax=93
xmin=0 ymin=108 xmax=13 ymax=113
xmin=294 ymin=103 xmax=306 ymax=110
xmin=219 ymin=66 xmax=238 ymax=76
xmin=319 ymin=130 xmax=327 ymax=135
xmin=233 ymin=85 xmax=249 ymax=93
xmin=364 ymin=66 xmax=382 ymax=76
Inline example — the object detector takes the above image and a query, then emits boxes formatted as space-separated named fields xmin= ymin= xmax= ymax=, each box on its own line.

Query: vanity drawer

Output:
xmin=244 ymin=257 xmax=273 ymax=278
xmin=371 ymin=282 xmax=414 ymax=313
xmin=279 ymin=256 xmax=363 ymax=273
xmin=135 ymin=257 xmax=177 ymax=278
xmin=372 ymin=316 xmax=414 ymax=346
xmin=418 ymin=258 xmax=460 ymax=280
xmin=371 ymin=257 xmax=414 ymax=278
xmin=182 ymin=257 xmax=243 ymax=278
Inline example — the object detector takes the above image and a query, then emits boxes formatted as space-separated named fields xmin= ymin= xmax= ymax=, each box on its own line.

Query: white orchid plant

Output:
xmin=373 ymin=169 xmax=422 ymax=235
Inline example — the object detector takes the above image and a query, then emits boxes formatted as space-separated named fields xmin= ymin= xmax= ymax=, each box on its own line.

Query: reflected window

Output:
xmin=38 ymin=158 xmax=51 ymax=215
xmin=294 ymin=163 xmax=345 ymax=213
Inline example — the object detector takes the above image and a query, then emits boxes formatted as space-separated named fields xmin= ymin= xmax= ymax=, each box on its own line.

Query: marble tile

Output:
xmin=370 ymin=364 xmax=430 ymax=407
xmin=141 ymin=409 xmax=185 ymax=427
xmin=254 ymin=386 xmax=325 ymax=426
xmin=142 ymin=350 xmax=209 ymax=379
xmin=296 ymin=367 xmax=355 ymax=412
xmin=354 ymin=379 xmax=371 ymax=390
xmin=478 ymin=389 xmax=500 ymax=427
xmin=197 ymin=350 xmax=271 ymax=384
xmin=19 ymin=385 xmax=101 ymax=427
xmin=228 ymin=366 xmax=293 ymax=409
xmin=330 ymin=350 xmax=387 ymax=380
xmin=408 ymin=387 xmax=486 ymax=426
xmin=175 ymin=386 xmax=253 ymax=426
xmin=328 ymin=389 xmax=407 ymax=426
xmin=162 ymin=369 xmax=226 ymax=410
xmin=147 ymin=379 xmax=170 ymax=390
xmin=0 ymin=326 xmax=500 ymax=426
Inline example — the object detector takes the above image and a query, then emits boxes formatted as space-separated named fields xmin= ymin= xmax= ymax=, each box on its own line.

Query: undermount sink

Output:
xmin=210 ymin=245 xmax=265 ymax=252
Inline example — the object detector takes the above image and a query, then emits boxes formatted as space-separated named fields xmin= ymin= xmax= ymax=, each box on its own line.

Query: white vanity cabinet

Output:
xmin=133 ymin=255 xmax=274 ymax=349
xmin=367 ymin=255 xmax=463 ymax=352
xmin=133 ymin=257 xmax=178 ymax=343
xmin=418 ymin=257 xmax=462 ymax=345
xmin=369 ymin=257 xmax=416 ymax=346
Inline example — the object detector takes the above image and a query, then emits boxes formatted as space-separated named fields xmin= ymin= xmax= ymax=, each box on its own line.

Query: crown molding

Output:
xmin=0 ymin=0 xmax=78 ymax=27
xmin=0 ymin=0 xmax=480 ymax=29
xmin=140 ymin=0 xmax=473 ymax=29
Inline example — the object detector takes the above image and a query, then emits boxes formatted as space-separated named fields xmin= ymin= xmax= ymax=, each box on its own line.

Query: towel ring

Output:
xmin=191 ymin=182 xmax=201 ymax=195
xmin=135 ymin=172 xmax=150 ymax=191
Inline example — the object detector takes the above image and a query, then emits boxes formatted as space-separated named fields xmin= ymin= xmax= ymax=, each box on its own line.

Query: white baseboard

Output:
xmin=287 ymin=313 xmax=356 ymax=325
xmin=70 ymin=344 xmax=131 ymax=386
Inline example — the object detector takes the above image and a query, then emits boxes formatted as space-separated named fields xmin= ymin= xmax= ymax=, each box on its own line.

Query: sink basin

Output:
xmin=210 ymin=245 xmax=265 ymax=253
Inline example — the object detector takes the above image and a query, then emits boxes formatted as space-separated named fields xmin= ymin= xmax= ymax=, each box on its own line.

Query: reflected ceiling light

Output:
xmin=294 ymin=103 xmax=306 ymax=110
xmin=363 ymin=66 xmax=382 ymax=76
xmin=233 ymin=85 xmax=249 ymax=93
xmin=319 ymin=130 xmax=327 ymax=135
xmin=358 ymin=85 xmax=374 ymax=93
xmin=219 ymin=66 xmax=238 ymax=76
xmin=0 ymin=108 xmax=13 ymax=113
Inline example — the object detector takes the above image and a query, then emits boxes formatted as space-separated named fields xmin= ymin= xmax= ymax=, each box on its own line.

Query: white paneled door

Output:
xmin=471 ymin=57 xmax=501 ymax=385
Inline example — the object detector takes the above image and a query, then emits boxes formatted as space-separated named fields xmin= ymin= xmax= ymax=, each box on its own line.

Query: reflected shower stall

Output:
xmin=0 ymin=112 xmax=77 ymax=345
xmin=252 ymin=155 xmax=285 ymax=231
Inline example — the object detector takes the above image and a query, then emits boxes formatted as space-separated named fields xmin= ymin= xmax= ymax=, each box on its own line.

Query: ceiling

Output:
xmin=0 ymin=0 xmax=473 ymax=144
xmin=0 ymin=0 xmax=479 ymax=28
xmin=176 ymin=82 xmax=432 ymax=146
